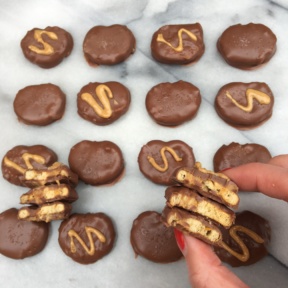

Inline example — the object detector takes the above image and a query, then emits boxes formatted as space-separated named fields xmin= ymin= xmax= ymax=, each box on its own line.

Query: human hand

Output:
xmin=174 ymin=155 xmax=288 ymax=287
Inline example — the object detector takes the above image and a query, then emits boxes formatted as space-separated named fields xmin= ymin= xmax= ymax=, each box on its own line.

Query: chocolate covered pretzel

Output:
xmin=173 ymin=162 xmax=239 ymax=209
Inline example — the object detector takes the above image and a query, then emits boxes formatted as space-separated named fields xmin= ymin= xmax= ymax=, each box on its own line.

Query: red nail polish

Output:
xmin=220 ymin=167 xmax=231 ymax=172
xmin=174 ymin=228 xmax=185 ymax=251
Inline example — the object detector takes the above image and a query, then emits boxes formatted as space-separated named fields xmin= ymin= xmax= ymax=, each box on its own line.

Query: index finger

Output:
xmin=223 ymin=162 xmax=288 ymax=202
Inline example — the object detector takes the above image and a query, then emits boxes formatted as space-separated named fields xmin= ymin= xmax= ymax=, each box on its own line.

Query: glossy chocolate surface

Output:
xmin=83 ymin=24 xmax=136 ymax=65
xmin=217 ymin=23 xmax=277 ymax=69
xmin=58 ymin=213 xmax=116 ymax=264
xmin=213 ymin=142 xmax=272 ymax=172
xmin=145 ymin=80 xmax=201 ymax=126
xmin=68 ymin=140 xmax=124 ymax=185
xmin=21 ymin=26 xmax=73 ymax=68
xmin=14 ymin=83 xmax=66 ymax=126
xmin=151 ymin=23 xmax=205 ymax=64
xmin=214 ymin=210 xmax=271 ymax=267
xmin=138 ymin=140 xmax=195 ymax=185
xmin=1 ymin=145 xmax=58 ymax=187
xmin=77 ymin=81 xmax=131 ymax=125
xmin=0 ymin=208 xmax=49 ymax=259
xmin=214 ymin=82 xmax=274 ymax=129
xmin=130 ymin=211 xmax=182 ymax=263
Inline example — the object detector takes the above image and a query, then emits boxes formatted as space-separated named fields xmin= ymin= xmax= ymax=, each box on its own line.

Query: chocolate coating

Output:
xmin=0 ymin=208 xmax=49 ymax=259
xmin=77 ymin=81 xmax=131 ymax=125
xmin=217 ymin=23 xmax=277 ymax=70
xmin=130 ymin=211 xmax=182 ymax=263
xmin=145 ymin=81 xmax=201 ymax=126
xmin=14 ymin=83 xmax=66 ymax=126
xmin=68 ymin=140 xmax=124 ymax=186
xmin=1 ymin=145 xmax=58 ymax=187
xmin=138 ymin=140 xmax=195 ymax=185
xmin=21 ymin=26 xmax=73 ymax=68
xmin=83 ymin=24 xmax=136 ymax=66
xmin=58 ymin=213 xmax=116 ymax=264
xmin=213 ymin=142 xmax=272 ymax=172
xmin=151 ymin=23 xmax=205 ymax=65
xmin=214 ymin=82 xmax=274 ymax=129
xmin=214 ymin=211 xmax=271 ymax=267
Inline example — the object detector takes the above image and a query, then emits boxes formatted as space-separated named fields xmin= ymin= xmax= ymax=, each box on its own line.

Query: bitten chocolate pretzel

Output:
xmin=20 ymin=183 xmax=78 ymax=205
xmin=23 ymin=162 xmax=78 ymax=188
xmin=165 ymin=186 xmax=235 ymax=228
xmin=162 ymin=206 xmax=223 ymax=245
xmin=18 ymin=202 xmax=72 ymax=222
xmin=173 ymin=162 xmax=239 ymax=208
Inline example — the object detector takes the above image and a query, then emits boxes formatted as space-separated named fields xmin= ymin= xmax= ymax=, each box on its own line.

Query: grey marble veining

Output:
xmin=0 ymin=0 xmax=288 ymax=287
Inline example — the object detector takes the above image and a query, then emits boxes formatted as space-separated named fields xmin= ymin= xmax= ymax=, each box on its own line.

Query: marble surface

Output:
xmin=0 ymin=0 xmax=288 ymax=287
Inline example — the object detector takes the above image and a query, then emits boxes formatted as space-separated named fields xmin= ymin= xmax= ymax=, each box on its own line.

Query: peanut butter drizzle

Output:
xmin=220 ymin=225 xmax=264 ymax=262
xmin=225 ymin=89 xmax=271 ymax=112
xmin=68 ymin=226 xmax=106 ymax=255
xmin=157 ymin=28 xmax=197 ymax=52
xmin=4 ymin=153 xmax=45 ymax=174
xmin=28 ymin=29 xmax=58 ymax=55
xmin=81 ymin=84 xmax=114 ymax=118
xmin=147 ymin=146 xmax=182 ymax=172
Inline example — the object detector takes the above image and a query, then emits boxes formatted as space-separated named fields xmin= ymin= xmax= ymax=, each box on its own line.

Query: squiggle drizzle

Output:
xmin=225 ymin=89 xmax=271 ymax=112
xmin=147 ymin=146 xmax=182 ymax=172
xmin=220 ymin=225 xmax=264 ymax=262
xmin=157 ymin=28 xmax=197 ymax=52
xmin=68 ymin=226 xmax=106 ymax=255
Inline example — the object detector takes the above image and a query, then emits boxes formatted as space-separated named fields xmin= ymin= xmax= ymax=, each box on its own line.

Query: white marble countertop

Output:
xmin=0 ymin=0 xmax=288 ymax=287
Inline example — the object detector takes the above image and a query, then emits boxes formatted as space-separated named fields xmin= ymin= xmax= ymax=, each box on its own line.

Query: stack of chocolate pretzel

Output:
xmin=162 ymin=162 xmax=270 ymax=266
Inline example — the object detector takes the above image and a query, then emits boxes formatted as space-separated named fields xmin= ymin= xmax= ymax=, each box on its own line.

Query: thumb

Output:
xmin=174 ymin=229 xmax=248 ymax=288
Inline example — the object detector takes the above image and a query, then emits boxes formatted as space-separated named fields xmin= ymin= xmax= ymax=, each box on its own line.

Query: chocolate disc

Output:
xmin=130 ymin=211 xmax=182 ymax=263
xmin=213 ymin=142 xmax=272 ymax=172
xmin=14 ymin=83 xmax=66 ymax=126
xmin=0 ymin=208 xmax=49 ymax=259
xmin=217 ymin=23 xmax=277 ymax=70
xmin=214 ymin=82 xmax=274 ymax=129
xmin=151 ymin=23 xmax=205 ymax=65
xmin=1 ymin=145 xmax=58 ymax=187
xmin=145 ymin=80 xmax=201 ymax=126
xmin=77 ymin=81 xmax=131 ymax=125
xmin=83 ymin=24 xmax=136 ymax=66
xmin=21 ymin=26 xmax=73 ymax=68
xmin=58 ymin=213 xmax=116 ymax=264
xmin=68 ymin=140 xmax=124 ymax=185
xmin=214 ymin=211 xmax=271 ymax=267
xmin=138 ymin=140 xmax=195 ymax=185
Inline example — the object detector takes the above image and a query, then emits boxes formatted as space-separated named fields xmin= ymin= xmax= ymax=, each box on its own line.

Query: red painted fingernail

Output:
xmin=174 ymin=228 xmax=185 ymax=251
xmin=220 ymin=167 xmax=231 ymax=172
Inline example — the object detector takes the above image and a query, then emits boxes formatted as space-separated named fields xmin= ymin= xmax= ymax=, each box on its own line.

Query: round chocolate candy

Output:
xmin=214 ymin=210 xmax=271 ymax=267
xmin=0 ymin=208 xmax=49 ymax=259
xmin=151 ymin=23 xmax=205 ymax=65
xmin=138 ymin=140 xmax=195 ymax=185
xmin=145 ymin=80 xmax=201 ymax=126
xmin=130 ymin=211 xmax=182 ymax=263
xmin=77 ymin=81 xmax=131 ymax=125
xmin=214 ymin=82 xmax=274 ymax=129
xmin=14 ymin=83 xmax=66 ymax=126
xmin=1 ymin=144 xmax=58 ymax=187
xmin=213 ymin=142 xmax=272 ymax=172
xmin=217 ymin=23 xmax=277 ymax=70
xmin=58 ymin=213 xmax=116 ymax=264
xmin=83 ymin=24 xmax=136 ymax=66
xmin=68 ymin=140 xmax=124 ymax=186
xmin=21 ymin=26 xmax=73 ymax=68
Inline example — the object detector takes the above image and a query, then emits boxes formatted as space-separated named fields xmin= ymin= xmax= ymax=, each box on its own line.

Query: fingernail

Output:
xmin=220 ymin=167 xmax=231 ymax=172
xmin=174 ymin=228 xmax=185 ymax=251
